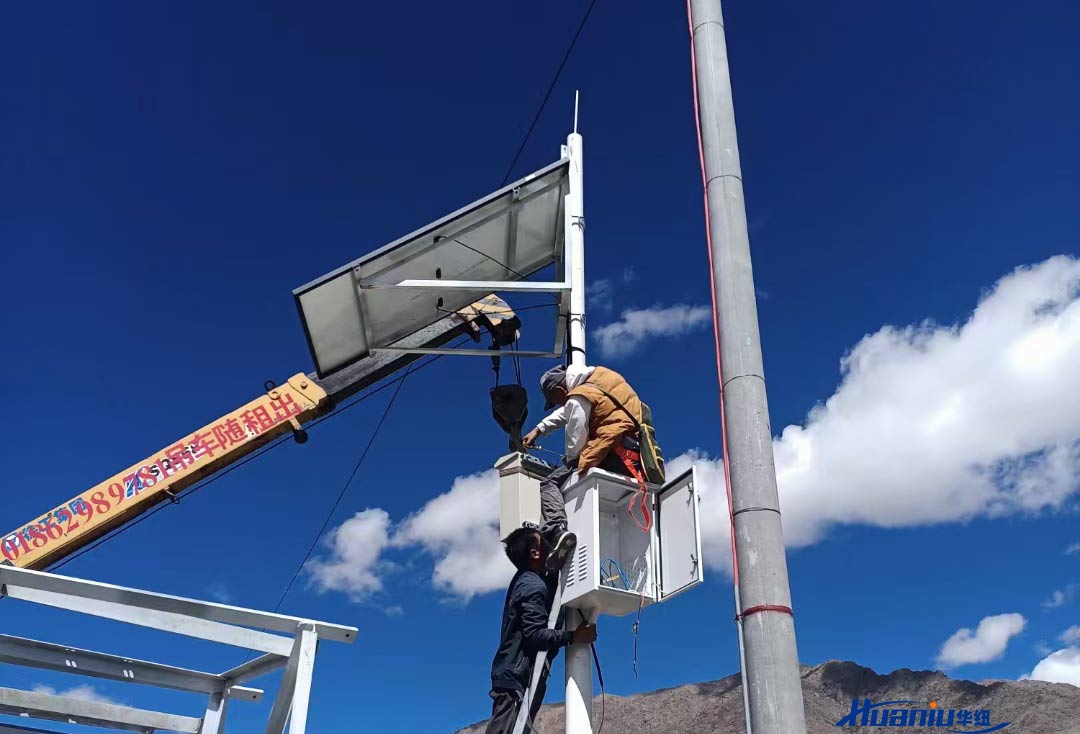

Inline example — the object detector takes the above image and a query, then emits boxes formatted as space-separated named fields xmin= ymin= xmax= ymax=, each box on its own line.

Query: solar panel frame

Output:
xmin=294 ymin=158 xmax=570 ymax=377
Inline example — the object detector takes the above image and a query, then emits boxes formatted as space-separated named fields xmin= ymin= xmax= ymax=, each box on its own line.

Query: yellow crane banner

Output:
xmin=2 ymin=375 xmax=327 ymax=570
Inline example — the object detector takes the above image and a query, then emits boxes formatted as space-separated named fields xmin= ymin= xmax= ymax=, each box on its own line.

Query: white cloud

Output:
xmin=1066 ymin=543 xmax=1080 ymax=555
xmin=206 ymin=583 xmax=232 ymax=604
xmin=1060 ymin=626 xmax=1080 ymax=645
xmin=391 ymin=469 xmax=513 ymax=601
xmin=1027 ymin=647 xmax=1080 ymax=686
xmin=936 ymin=613 xmax=1026 ymax=668
xmin=307 ymin=509 xmax=392 ymax=602
xmin=587 ymin=280 xmax=614 ymax=314
xmin=595 ymin=304 xmax=711 ymax=358
xmin=32 ymin=684 xmax=120 ymax=705
xmin=1042 ymin=585 xmax=1078 ymax=610
xmin=587 ymin=270 xmax=636 ymax=315
xmin=766 ymin=256 xmax=1080 ymax=548
xmin=669 ymin=258 xmax=1080 ymax=571
xmin=306 ymin=472 xmax=511 ymax=604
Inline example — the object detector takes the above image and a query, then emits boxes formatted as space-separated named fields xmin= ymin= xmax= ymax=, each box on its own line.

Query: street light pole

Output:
xmin=688 ymin=1 xmax=808 ymax=732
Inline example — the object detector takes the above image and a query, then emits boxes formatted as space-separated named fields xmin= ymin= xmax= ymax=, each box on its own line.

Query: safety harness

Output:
xmin=583 ymin=383 xmax=655 ymax=533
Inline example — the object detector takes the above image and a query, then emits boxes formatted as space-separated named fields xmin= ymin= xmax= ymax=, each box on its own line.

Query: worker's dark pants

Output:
xmin=538 ymin=451 xmax=632 ymax=545
xmin=486 ymin=652 xmax=555 ymax=734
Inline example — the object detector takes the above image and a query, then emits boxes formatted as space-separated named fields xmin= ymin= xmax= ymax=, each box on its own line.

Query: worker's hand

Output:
xmin=571 ymin=624 xmax=597 ymax=645
xmin=523 ymin=428 xmax=540 ymax=448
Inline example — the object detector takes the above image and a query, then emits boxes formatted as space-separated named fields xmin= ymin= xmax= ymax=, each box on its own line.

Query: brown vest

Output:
xmin=566 ymin=366 xmax=642 ymax=471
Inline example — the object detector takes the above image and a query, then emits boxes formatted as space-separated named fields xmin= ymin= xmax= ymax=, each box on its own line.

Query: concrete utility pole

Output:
xmin=562 ymin=126 xmax=594 ymax=734
xmin=687 ymin=1 xmax=808 ymax=733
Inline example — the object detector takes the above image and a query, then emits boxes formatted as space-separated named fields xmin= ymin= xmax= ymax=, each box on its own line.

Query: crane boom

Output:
xmin=2 ymin=376 xmax=327 ymax=571
xmin=2 ymin=298 xmax=519 ymax=571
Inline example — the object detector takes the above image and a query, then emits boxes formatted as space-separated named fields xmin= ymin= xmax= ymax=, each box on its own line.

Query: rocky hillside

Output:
xmin=457 ymin=660 xmax=1080 ymax=733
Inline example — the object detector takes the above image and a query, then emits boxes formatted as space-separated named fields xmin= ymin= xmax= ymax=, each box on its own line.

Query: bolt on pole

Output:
xmin=688 ymin=1 xmax=808 ymax=733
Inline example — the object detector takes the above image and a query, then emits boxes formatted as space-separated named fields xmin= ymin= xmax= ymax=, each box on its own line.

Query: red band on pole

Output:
xmin=735 ymin=604 xmax=794 ymax=623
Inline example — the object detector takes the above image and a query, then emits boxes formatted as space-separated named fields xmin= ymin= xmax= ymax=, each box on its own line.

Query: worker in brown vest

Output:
xmin=523 ymin=363 xmax=650 ymax=571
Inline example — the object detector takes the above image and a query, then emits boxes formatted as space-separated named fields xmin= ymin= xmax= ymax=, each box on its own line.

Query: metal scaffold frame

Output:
xmin=0 ymin=566 xmax=357 ymax=734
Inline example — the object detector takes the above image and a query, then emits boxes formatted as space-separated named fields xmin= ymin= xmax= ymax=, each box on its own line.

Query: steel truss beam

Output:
xmin=0 ymin=566 xmax=355 ymax=734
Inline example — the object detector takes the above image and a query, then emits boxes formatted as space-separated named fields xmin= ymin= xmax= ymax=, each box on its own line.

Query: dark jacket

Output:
xmin=490 ymin=569 xmax=570 ymax=693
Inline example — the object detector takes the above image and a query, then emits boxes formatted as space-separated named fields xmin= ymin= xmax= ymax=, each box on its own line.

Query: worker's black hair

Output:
xmin=504 ymin=527 xmax=543 ymax=571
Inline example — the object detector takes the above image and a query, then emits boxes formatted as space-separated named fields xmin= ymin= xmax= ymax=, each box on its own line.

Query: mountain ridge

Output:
xmin=456 ymin=659 xmax=1080 ymax=733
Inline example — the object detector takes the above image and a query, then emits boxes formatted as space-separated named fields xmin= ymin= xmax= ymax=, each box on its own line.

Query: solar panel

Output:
xmin=294 ymin=158 xmax=570 ymax=377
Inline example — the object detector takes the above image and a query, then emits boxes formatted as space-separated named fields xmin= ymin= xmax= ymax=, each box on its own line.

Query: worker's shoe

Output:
xmin=545 ymin=530 xmax=577 ymax=573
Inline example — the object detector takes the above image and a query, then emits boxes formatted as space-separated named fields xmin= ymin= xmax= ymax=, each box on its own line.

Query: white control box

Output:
xmin=562 ymin=466 xmax=703 ymax=618
xmin=496 ymin=453 xmax=549 ymax=540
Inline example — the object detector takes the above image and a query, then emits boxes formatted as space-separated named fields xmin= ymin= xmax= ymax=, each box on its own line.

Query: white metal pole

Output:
xmin=563 ymin=130 xmax=593 ymax=734
xmin=734 ymin=585 xmax=753 ymax=734
xmin=201 ymin=691 xmax=228 ymax=734
xmin=566 ymin=131 xmax=586 ymax=371
xmin=564 ymin=607 xmax=593 ymax=734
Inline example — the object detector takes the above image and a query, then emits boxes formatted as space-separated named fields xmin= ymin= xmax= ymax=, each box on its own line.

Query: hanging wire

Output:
xmin=500 ymin=0 xmax=602 ymax=185
xmin=632 ymin=589 xmax=645 ymax=678
xmin=437 ymin=236 xmax=560 ymax=305
xmin=591 ymin=643 xmax=606 ymax=734
xmin=512 ymin=339 xmax=523 ymax=385
xmin=260 ymin=367 xmax=412 ymax=615
xmin=437 ymin=302 xmax=557 ymax=317
xmin=231 ymin=340 xmax=471 ymax=664
xmin=436 ymin=236 xmax=532 ymax=282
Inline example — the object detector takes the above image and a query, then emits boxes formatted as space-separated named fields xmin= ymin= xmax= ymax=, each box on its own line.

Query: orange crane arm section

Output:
xmin=2 ymin=374 xmax=328 ymax=570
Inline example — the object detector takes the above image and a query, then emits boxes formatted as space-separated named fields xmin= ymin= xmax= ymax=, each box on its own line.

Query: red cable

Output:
xmin=686 ymin=0 xmax=741 ymax=590
xmin=613 ymin=445 xmax=652 ymax=533
xmin=686 ymin=2 xmax=794 ymax=627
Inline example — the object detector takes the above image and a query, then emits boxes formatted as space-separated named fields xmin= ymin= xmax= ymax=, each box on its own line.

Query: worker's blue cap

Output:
xmin=540 ymin=366 xmax=567 ymax=410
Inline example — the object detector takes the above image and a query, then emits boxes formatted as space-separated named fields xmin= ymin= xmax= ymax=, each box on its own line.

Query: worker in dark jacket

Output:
xmin=486 ymin=526 xmax=597 ymax=734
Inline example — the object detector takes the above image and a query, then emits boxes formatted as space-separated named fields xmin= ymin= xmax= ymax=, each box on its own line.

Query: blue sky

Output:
xmin=2 ymin=1 xmax=1079 ymax=732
